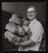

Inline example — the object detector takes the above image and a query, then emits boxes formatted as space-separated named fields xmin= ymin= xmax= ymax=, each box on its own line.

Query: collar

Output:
xmin=29 ymin=18 xmax=37 ymax=24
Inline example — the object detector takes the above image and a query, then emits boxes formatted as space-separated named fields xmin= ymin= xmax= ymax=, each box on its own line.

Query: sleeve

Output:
xmin=30 ymin=22 xmax=44 ymax=43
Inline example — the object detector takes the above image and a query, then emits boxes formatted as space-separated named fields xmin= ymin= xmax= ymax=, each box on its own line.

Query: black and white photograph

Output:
xmin=2 ymin=2 xmax=46 ymax=52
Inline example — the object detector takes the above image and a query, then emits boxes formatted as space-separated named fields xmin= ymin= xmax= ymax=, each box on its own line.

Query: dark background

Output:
xmin=2 ymin=2 xmax=46 ymax=51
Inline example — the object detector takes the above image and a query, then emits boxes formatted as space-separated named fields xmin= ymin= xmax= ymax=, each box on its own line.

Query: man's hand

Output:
xmin=18 ymin=39 xmax=32 ymax=46
xmin=14 ymin=42 xmax=21 ymax=46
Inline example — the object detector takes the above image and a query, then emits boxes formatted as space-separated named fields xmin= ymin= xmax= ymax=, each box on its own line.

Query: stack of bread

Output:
xmin=4 ymin=14 xmax=32 ymax=44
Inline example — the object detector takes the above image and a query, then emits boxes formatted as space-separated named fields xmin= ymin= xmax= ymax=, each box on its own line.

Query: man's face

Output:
xmin=27 ymin=7 xmax=37 ymax=20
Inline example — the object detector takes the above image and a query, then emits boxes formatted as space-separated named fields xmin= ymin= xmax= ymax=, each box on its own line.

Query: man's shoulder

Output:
xmin=36 ymin=19 xmax=42 ymax=24
xmin=35 ymin=19 xmax=43 ymax=27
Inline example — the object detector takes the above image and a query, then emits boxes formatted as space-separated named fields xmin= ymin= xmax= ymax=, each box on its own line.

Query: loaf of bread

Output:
xmin=4 ymin=31 xmax=18 ymax=42
xmin=9 ymin=14 xmax=21 ymax=25
xmin=22 ymin=25 xmax=29 ymax=32
xmin=4 ymin=14 xmax=32 ymax=44
xmin=5 ymin=22 xmax=18 ymax=33
xmin=23 ymin=20 xmax=29 ymax=26
xmin=18 ymin=26 xmax=25 ymax=36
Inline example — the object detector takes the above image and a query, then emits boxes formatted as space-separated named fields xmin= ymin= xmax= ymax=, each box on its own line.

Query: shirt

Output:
xmin=18 ymin=18 xmax=44 ymax=51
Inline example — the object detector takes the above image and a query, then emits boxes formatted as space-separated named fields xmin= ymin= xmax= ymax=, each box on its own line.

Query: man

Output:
xmin=17 ymin=6 xmax=44 ymax=51
xmin=4 ymin=6 xmax=44 ymax=51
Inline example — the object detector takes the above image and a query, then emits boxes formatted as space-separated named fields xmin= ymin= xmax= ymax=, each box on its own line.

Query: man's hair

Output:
xmin=27 ymin=6 xmax=36 ymax=12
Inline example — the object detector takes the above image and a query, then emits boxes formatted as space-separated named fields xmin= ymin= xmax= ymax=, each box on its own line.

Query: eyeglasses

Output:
xmin=27 ymin=11 xmax=36 ymax=13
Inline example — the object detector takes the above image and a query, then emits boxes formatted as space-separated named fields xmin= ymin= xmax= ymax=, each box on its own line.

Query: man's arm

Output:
xmin=15 ymin=39 xmax=36 ymax=46
xmin=15 ymin=21 xmax=44 ymax=46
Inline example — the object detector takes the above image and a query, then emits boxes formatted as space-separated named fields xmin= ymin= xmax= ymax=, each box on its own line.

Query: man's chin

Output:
xmin=28 ymin=16 xmax=35 ymax=20
xmin=28 ymin=17 xmax=33 ymax=20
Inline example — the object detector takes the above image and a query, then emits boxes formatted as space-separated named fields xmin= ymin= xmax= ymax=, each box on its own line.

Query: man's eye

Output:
xmin=27 ymin=11 xmax=36 ymax=13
